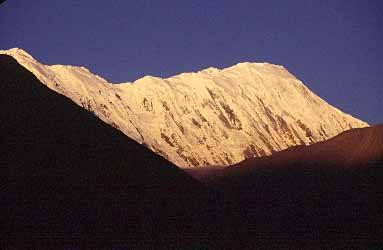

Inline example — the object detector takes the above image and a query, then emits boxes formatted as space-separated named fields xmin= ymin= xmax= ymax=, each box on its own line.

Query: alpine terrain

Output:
xmin=0 ymin=48 xmax=368 ymax=168
xmin=0 ymin=55 xmax=222 ymax=249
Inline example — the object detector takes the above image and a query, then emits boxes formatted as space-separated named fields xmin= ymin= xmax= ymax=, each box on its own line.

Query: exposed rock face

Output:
xmin=0 ymin=48 xmax=368 ymax=168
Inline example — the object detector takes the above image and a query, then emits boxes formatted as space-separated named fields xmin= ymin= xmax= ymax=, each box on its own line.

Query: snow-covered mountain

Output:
xmin=0 ymin=48 xmax=368 ymax=168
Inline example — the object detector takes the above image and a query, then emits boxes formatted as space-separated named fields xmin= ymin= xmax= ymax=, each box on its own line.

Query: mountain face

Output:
xmin=0 ymin=55 xmax=220 ymax=248
xmin=0 ymin=48 xmax=368 ymax=168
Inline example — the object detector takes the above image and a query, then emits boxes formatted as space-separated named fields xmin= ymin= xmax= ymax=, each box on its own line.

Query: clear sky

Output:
xmin=1 ymin=0 xmax=382 ymax=124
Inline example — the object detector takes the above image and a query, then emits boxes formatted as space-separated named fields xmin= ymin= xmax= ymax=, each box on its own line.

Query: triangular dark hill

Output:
xmin=0 ymin=55 xmax=220 ymax=249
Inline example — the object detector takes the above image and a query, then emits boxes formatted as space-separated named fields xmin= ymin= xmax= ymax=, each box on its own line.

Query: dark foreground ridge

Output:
xmin=0 ymin=55 xmax=222 ymax=249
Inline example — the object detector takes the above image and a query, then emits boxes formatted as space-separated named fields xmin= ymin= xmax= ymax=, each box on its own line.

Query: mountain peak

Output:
xmin=231 ymin=61 xmax=284 ymax=69
xmin=0 ymin=48 xmax=35 ymax=60
xmin=0 ymin=48 xmax=368 ymax=168
xmin=234 ymin=62 xmax=258 ymax=67
xmin=199 ymin=67 xmax=220 ymax=75
xmin=197 ymin=62 xmax=285 ymax=75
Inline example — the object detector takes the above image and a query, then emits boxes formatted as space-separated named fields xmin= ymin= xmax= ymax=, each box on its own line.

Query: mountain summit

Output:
xmin=0 ymin=48 xmax=368 ymax=167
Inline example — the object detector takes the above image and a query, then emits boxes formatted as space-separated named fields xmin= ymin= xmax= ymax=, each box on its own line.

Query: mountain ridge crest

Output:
xmin=1 ymin=47 xmax=286 ymax=84
xmin=0 ymin=47 xmax=368 ymax=168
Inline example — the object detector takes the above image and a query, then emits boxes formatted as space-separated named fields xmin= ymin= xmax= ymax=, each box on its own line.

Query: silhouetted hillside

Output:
xmin=235 ymin=125 xmax=383 ymax=171
xmin=0 ymin=55 xmax=221 ymax=249
xmin=189 ymin=125 xmax=383 ymax=182
xmin=187 ymin=126 xmax=383 ymax=248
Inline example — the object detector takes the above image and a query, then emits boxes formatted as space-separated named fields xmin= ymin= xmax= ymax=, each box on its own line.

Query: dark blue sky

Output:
xmin=1 ymin=0 xmax=382 ymax=124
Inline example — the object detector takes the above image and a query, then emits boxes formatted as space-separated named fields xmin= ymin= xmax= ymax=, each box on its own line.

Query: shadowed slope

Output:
xmin=235 ymin=125 xmax=383 ymax=171
xmin=188 ymin=125 xmax=383 ymax=182
xmin=187 ymin=126 xmax=383 ymax=248
xmin=0 ymin=55 xmax=219 ymax=249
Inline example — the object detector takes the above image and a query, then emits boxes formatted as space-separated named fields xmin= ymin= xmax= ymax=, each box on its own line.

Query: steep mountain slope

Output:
xmin=0 ymin=48 xmax=368 ymax=168
xmin=0 ymin=55 xmax=220 ymax=249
